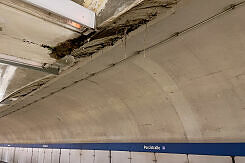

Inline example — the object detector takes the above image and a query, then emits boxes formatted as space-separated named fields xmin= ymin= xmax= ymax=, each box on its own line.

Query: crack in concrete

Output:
xmin=1 ymin=33 xmax=54 ymax=51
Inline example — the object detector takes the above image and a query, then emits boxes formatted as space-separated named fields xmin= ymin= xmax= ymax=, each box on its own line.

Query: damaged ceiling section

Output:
xmin=0 ymin=0 xmax=180 ymax=106
xmin=50 ymin=0 xmax=179 ymax=59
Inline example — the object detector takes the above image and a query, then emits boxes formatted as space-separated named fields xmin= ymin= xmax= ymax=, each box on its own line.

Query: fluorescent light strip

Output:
xmin=23 ymin=0 xmax=96 ymax=29
xmin=0 ymin=53 xmax=60 ymax=75
xmin=0 ymin=53 xmax=42 ymax=67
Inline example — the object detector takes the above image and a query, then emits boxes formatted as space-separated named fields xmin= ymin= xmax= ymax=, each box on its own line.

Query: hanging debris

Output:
xmin=49 ymin=0 xmax=179 ymax=59
xmin=0 ymin=0 xmax=179 ymax=106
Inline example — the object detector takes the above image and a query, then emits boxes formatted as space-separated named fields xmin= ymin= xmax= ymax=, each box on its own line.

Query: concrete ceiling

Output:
xmin=0 ymin=0 xmax=144 ymax=104
xmin=0 ymin=0 xmax=83 ymax=64
xmin=0 ymin=64 xmax=47 ymax=103
xmin=0 ymin=0 xmax=244 ymax=143
xmin=0 ymin=0 xmax=144 ymax=64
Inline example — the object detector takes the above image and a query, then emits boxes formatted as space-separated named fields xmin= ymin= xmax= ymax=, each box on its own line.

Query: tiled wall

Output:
xmin=0 ymin=147 xmax=242 ymax=163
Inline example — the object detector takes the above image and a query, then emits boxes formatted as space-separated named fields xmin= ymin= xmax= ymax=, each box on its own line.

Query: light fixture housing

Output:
xmin=22 ymin=0 xmax=96 ymax=29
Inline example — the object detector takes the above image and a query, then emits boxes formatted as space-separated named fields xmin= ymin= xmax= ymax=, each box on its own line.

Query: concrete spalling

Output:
xmin=1 ymin=0 xmax=169 ymax=105
xmin=0 ymin=0 xmax=179 ymax=106
xmin=50 ymin=0 xmax=179 ymax=59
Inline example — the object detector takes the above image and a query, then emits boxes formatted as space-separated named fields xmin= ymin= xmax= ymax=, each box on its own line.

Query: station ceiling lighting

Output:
xmin=22 ymin=0 xmax=96 ymax=29
xmin=0 ymin=53 xmax=60 ymax=75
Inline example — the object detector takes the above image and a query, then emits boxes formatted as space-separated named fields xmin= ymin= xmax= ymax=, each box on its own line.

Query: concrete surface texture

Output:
xmin=0 ymin=64 xmax=46 ymax=103
xmin=0 ymin=65 xmax=16 ymax=102
xmin=0 ymin=0 xmax=143 ymax=105
xmin=0 ymin=0 xmax=80 ymax=101
xmin=0 ymin=0 xmax=143 ymax=64
xmin=0 ymin=0 xmax=245 ymax=144
xmin=0 ymin=1 xmax=79 ymax=64
xmin=0 ymin=147 xmax=240 ymax=163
